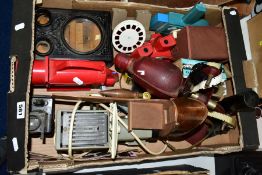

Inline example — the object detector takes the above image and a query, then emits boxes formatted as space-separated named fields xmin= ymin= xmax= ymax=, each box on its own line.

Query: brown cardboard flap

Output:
xmin=201 ymin=0 xmax=234 ymax=5
xmin=112 ymin=8 xmax=127 ymax=28
xmin=39 ymin=0 xmax=223 ymax=26
xmin=42 ymin=0 xmax=73 ymax=8
xmin=242 ymin=60 xmax=258 ymax=89
xmin=247 ymin=13 xmax=262 ymax=97
xmin=72 ymin=1 xmax=222 ymax=26
xmin=136 ymin=10 xmax=151 ymax=31
xmin=73 ymin=0 xmax=179 ymax=15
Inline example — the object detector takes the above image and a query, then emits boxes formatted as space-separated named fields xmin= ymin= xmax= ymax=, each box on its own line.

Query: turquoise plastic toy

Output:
xmin=150 ymin=3 xmax=209 ymax=34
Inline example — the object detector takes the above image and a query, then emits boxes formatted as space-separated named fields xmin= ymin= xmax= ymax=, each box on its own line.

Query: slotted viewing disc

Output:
xmin=112 ymin=20 xmax=146 ymax=53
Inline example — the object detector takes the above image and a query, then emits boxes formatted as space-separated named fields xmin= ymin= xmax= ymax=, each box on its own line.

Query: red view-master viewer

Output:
xmin=131 ymin=33 xmax=176 ymax=59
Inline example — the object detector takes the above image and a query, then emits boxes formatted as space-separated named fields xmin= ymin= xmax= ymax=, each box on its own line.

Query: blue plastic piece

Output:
xmin=168 ymin=12 xmax=186 ymax=28
xmin=181 ymin=58 xmax=227 ymax=80
xmin=150 ymin=13 xmax=172 ymax=33
xmin=182 ymin=3 xmax=206 ymax=24
xmin=150 ymin=3 xmax=209 ymax=34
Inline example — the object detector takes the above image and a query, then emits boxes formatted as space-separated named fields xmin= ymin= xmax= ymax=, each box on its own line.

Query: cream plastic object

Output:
xmin=67 ymin=101 xmax=118 ymax=159
xmin=68 ymin=102 xmax=167 ymax=159
xmin=112 ymin=20 xmax=146 ymax=53
xmin=99 ymin=103 xmax=168 ymax=156
xmin=68 ymin=101 xmax=82 ymax=158
xmin=109 ymin=103 xmax=119 ymax=159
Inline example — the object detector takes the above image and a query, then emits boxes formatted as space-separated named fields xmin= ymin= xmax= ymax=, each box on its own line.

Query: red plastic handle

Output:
xmin=53 ymin=60 xmax=106 ymax=72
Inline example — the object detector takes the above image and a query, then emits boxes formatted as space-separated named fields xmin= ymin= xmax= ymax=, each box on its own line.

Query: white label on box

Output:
xmin=17 ymin=101 xmax=25 ymax=119
xmin=73 ymin=77 xmax=84 ymax=85
xmin=12 ymin=137 xmax=19 ymax=152
xmin=14 ymin=23 xmax=25 ymax=31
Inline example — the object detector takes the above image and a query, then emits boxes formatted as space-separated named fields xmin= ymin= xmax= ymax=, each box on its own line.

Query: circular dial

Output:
xmin=112 ymin=20 xmax=146 ymax=53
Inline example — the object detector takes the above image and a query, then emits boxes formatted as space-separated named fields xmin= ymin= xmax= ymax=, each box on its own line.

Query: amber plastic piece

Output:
xmin=115 ymin=53 xmax=183 ymax=98
xmin=128 ymin=97 xmax=208 ymax=139
xmin=190 ymin=92 xmax=225 ymax=113
xmin=159 ymin=97 xmax=208 ymax=139
xmin=100 ymin=89 xmax=151 ymax=99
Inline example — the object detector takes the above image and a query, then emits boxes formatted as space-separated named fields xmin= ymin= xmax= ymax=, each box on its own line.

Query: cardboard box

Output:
xmin=7 ymin=0 xmax=259 ymax=173
xmin=243 ymin=13 xmax=262 ymax=98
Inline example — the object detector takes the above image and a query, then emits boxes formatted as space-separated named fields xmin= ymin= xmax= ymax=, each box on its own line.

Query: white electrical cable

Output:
xmin=68 ymin=101 xmax=82 ymax=158
xmin=99 ymin=103 xmax=168 ymax=156
xmin=67 ymin=101 xmax=167 ymax=159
